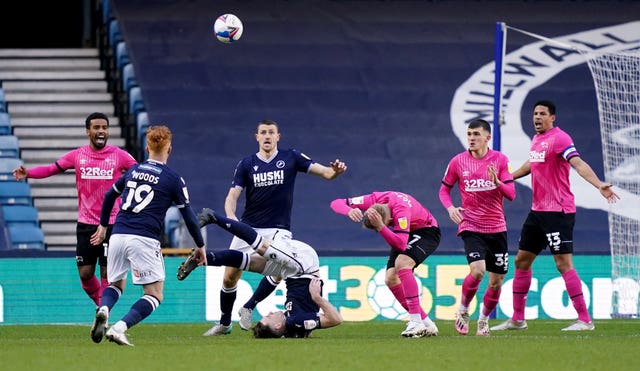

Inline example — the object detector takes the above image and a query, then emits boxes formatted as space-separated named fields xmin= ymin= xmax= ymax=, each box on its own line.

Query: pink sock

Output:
xmin=562 ymin=269 xmax=591 ymax=323
xmin=512 ymin=269 xmax=532 ymax=321
xmin=81 ymin=275 xmax=101 ymax=306
xmin=389 ymin=283 xmax=409 ymax=312
xmin=398 ymin=268 xmax=422 ymax=316
xmin=461 ymin=274 xmax=482 ymax=307
xmin=99 ymin=277 xmax=109 ymax=304
xmin=482 ymin=286 xmax=501 ymax=317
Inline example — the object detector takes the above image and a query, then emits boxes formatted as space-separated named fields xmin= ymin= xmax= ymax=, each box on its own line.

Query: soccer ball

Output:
xmin=367 ymin=269 xmax=408 ymax=320
xmin=214 ymin=14 xmax=243 ymax=43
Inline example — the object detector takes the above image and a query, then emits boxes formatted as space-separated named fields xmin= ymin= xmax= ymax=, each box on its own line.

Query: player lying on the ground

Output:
xmin=178 ymin=208 xmax=343 ymax=338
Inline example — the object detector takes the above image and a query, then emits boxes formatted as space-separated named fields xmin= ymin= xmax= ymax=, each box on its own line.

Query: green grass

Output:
xmin=1 ymin=320 xmax=638 ymax=371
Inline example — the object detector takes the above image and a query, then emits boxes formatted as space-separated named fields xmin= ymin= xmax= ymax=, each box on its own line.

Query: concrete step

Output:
xmin=2 ymin=81 xmax=109 ymax=92
xmin=31 ymin=187 xmax=77 ymax=198
xmin=27 ymin=174 xmax=76 ymax=186
xmin=41 ymin=221 xmax=77 ymax=234
xmin=38 ymin=210 xmax=78 ymax=221
xmin=7 ymin=103 xmax=114 ymax=116
xmin=19 ymin=137 xmax=126 ymax=149
xmin=44 ymin=237 xmax=77 ymax=250
xmin=0 ymin=71 xmax=105 ymax=81
xmin=10 ymin=116 xmax=120 ymax=127
xmin=0 ymin=59 xmax=101 ymax=70
xmin=34 ymin=197 xmax=77 ymax=209
xmin=0 ymin=49 xmax=99 ymax=58
xmin=14 ymin=126 xmax=122 ymax=137
xmin=6 ymin=92 xmax=112 ymax=103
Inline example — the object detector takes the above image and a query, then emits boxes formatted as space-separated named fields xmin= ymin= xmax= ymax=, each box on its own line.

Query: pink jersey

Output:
xmin=28 ymin=145 xmax=137 ymax=225
xmin=529 ymin=127 xmax=579 ymax=213
xmin=330 ymin=191 xmax=437 ymax=251
xmin=331 ymin=191 xmax=438 ymax=231
xmin=440 ymin=149 xmax=514 ymax=234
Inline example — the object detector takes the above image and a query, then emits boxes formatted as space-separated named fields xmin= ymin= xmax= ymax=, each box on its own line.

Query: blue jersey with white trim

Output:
xmin=111 ymin=159 xmax=190 ymax=240
xmin=283 ymin=277 xmax=321 ymax=338
xmin=232 ymin=149 xmax=313 ymax=229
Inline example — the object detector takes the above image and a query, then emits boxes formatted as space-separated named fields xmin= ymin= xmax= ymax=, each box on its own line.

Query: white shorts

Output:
xmin=229 ymin=227 xmax=292 ymax=254
xmin=260 ymin=239 xmax=320 ymax=279
xmin=107 ymin=234 xmax=165 ymax=285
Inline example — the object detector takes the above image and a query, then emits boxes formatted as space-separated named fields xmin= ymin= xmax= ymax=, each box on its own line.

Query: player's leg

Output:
xmin=106 ymin=236 xmax=164 ymax=346
xmin=91 ymin=234 xmax=128 ymax=343
xmin=477 ymin=233 xmax=508 ymax=336
xmin=456 ymin=232 xmax=487 ymax=335
xmin=76 ymin=223 xmax=102 ymax=306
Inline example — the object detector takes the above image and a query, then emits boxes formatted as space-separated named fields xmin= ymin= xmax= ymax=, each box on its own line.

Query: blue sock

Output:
xmin=212 ymin=212 xmax=261 ymax=248
xmin=122 ymin=294 xmax=160 ymax=329
xmin=219 ymin=287 xmax=236 ymax=326
xmin=244 ymin=276 xmax=279 ymax=310
xmin=206 ymin=250 xmax=248 ymax=269
xmin=99 ymin=285 xmax=121 ymax=310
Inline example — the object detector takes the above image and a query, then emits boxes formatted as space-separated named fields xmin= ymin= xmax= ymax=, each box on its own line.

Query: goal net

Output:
xmin=584 ymin=50 xmax=640 ymax=317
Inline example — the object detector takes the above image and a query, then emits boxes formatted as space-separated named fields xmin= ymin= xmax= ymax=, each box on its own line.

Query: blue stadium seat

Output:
xmin=0 ymin=112 xmax=12 ymax=135
xmin=108 ymin=19 xmax=123 ymax=50
xmin=0 ymin=158 xmax=22 ymax=181
xmin=0 ymin=88 xmax=6 ymax=112
xmin=121 ymin=63 xmax=138 ymax=93
xmin=136 ymin=111 xmax=149 ymax=145
xmin=2 ymin=205 xmax=40 ymax=227
xmin=7 ymin=224 xmax=45 ymax=250
xmin=101 ymin=0 xmax=113 ymax=26
xmin=0 ymin=135 xmax=20 ymax=158
xmin=115 ymin=41 xmax=130 ymax=74
xmin=128 ymin=86 xmax=145 ymax=118
xmin=164 ymin=206 xmax=181 ymax=247
xmin=0 ymin=181 xmax=32 ymax=205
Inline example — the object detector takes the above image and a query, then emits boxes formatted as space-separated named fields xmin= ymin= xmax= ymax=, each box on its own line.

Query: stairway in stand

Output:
xmin=0 ymin=48 xmax=126 ymax=251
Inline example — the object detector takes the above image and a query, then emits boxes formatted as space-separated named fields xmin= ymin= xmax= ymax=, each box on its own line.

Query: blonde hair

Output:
xmin=363 ymin=203 xmax=390 ymax=230
xmin=146 ymin=125 xmax=172 ymax=153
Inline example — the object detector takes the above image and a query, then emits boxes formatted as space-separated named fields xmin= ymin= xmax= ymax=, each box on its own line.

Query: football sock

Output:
xmin=100 ymin=285 xmax=122 ymax=309
xmin=212 ymin=211 xmax=262 ymax=249
xmin=389 ymin=282 xmax=409 ymax=311
xmin=512 ymin=268 xmax=532 ymax=321
xmin=219 ymin=286 xmax=237 ymax=326
xmin=244 ymin=276 xmax=279 ymax=310
xmin=99 ymin=277 xmax=109 ymax=303
xmin=389 ymin=282 xmax=430 ymax=320
xmin=562 ymin=268 xmax=592 ymax=323
xmin=482 ymin=286 xmax=501 ymax=317
xmin=461 ymin=274 xmax=482 ymax=308
xmin=81 ymin=275 xmax=101 ymax=306
xmin=398 ymin=268 xmax=422 ymax=316
xmin=207 ymin=250 xmax=249 ymax=270
xmin=122 ymin=294 xmax=161 ymax=329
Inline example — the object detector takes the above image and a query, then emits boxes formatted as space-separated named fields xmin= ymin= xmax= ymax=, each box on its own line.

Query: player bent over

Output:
xmin=178 ymin=209 xmax=343 ymax=338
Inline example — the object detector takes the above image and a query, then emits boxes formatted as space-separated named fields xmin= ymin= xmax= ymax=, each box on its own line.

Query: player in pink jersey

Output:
xmin=491 ymin=100 xmax=619 ymax=332
xmin=439 ymin=119 xmax=515 ymax=336
xmin=12 ymin=113 xmax=137 ymax=323
xmin=330 ymin=191 xmax=440 ymax=338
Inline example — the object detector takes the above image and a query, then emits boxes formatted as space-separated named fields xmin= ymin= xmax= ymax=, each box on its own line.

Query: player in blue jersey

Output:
xmin=179 ymin=208 xmax=343 ymax=338
xmin=88 ymin=125 xmax=206 ymax=346
xmin=178 ymin=119 xmax=346 ymax=336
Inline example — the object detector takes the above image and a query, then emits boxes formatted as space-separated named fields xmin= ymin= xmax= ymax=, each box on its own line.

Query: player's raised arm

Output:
xmin=310 ymin=278 xmax=342 ymax=329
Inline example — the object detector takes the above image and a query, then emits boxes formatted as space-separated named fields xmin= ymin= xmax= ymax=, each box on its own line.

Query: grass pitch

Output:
xmin=1 ymin=320 xmax=638 ymax=371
